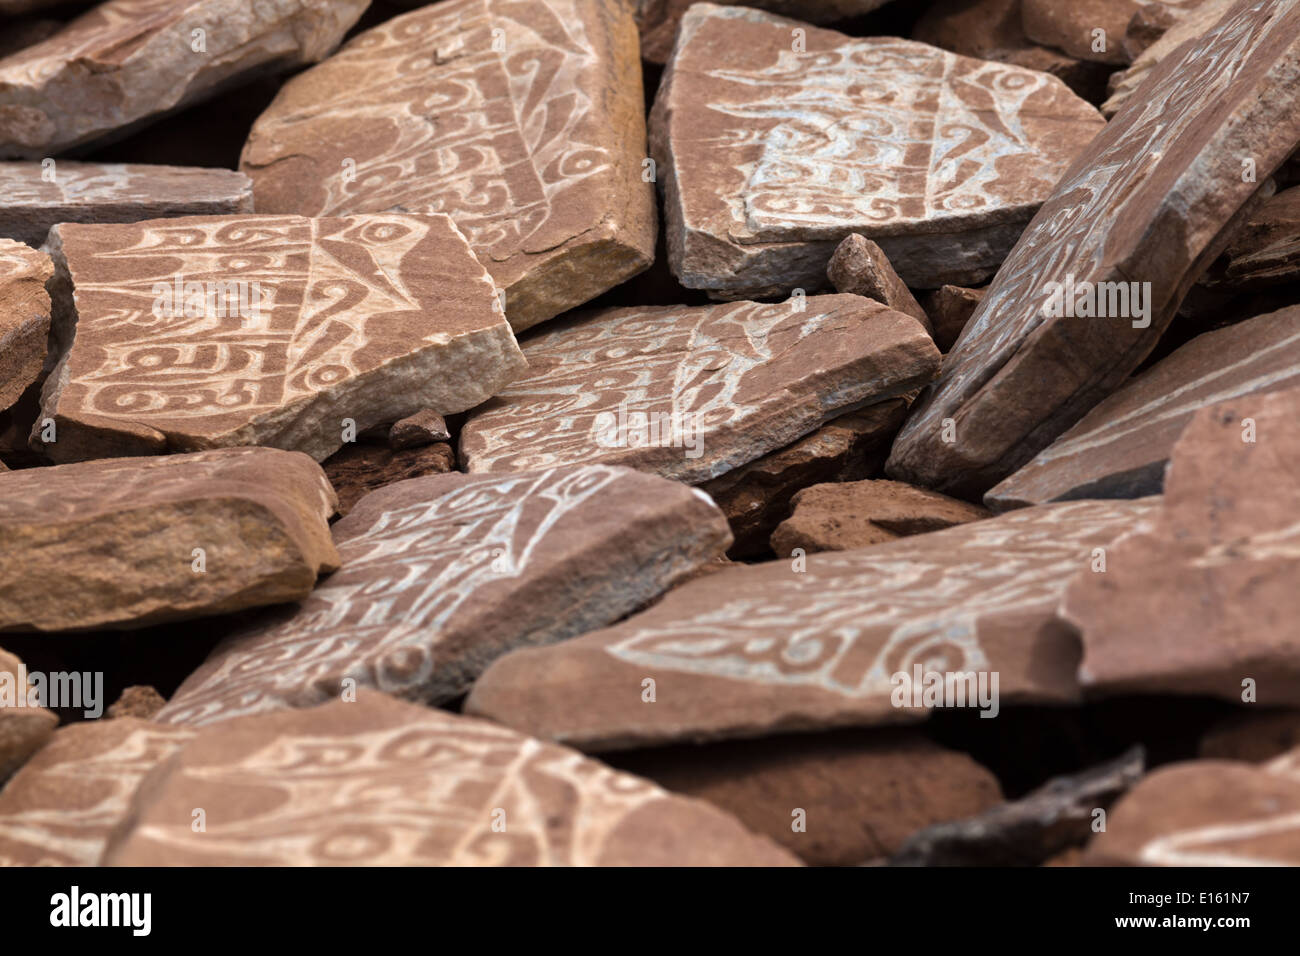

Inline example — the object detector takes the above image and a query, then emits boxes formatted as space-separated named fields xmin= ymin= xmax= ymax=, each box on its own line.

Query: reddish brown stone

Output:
xmin=921 ymin=285 xmax=985 ymax=353
xmin=323 ymin=441 xmax=457 ymax=516
xmin=1200 ymin=710 xmax=1300 ymax=763
xmin=0 ymin=238 xmax=50 ymax=414
xmin=106 ymin=685 xmax=167 ymax=721
xmin=387 ymin=409 xmax=450 ymax=450
xmin=1205 ymin=184 xmax=1300 ymax=288
xmin=1103 ymin=0 xmax=1233 ymax=115
xmin=1021 ymin=0 xmax=1141 ymax=64
xmin=0 ymin=646 xmax=57 ymax=783
xmin=827 ymin=235 xmax=932 ymax=334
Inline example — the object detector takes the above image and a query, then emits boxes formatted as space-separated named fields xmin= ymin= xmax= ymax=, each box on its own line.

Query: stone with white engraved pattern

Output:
xmin=154 ymin=465 xmax=731 ymax=726
xmin=0 ymin=238 xmax=51 ymax=413
xmin=35 ymin=213 xmax=525 ymax=464
xmin=0 ymin=0 xmax=367 ymax=158
xmin=651 ymin=4 xmax=1104 ymax=298
xmin=241 ymin=0 xmax=656 ymax=333
xmin=466 ymin=498 xmax=1156 ymax=750
xmin=1103 ymin=0 xmax=1233 ymax=115
xmin=107 ymin=695 xmax=801 ymax=865
xmin=459 ymin=295 xmax=939 ymax=485
xmin=0 ymin=161 xmax=253 ymax=247
xmin=887 ymin=0 xmax=1300 ymax=498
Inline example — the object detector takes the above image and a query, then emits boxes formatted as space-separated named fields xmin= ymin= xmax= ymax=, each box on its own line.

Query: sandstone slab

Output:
xmin=323 ymin=440 xmax=456 ymax=515
xmin=466 ymin=497 xmax=1156 ymax=750
xmin=1021 ymin=0 xmax=1141 ymax=64
xmin=887 ymin=0 xmax=1300 ymax=498
xmin=109 ymin=695 xmax=800 ymax=865
xmin=36 ymin=213 xmax=525 ymax=464
xmin=388 ymin=408 xmax=450 ymax=449
xmin=987 ymin=305 xmax=1300 ymax=509
xmin=0 ymin=447 xmax=339 ymax=632
xmin=651 ymin=4 xmax=1104 ymax=298
xmin=0 ymin=646 xmax=57 ymax=783
xmin=1205 ymin=184 xmax=1300 ymax=288
xmin=1084 ymin=753 xmax=1300 ymax=865
xmin=0 ymin=717 xmax=195 ymax=865
xmin=827 ymin=235 xmax=932 ymax=334
xmin=0 ymin=161 xmax=253 ymax=247
xmin=0 ymin=238 xmax=50 ymax=413
xmin=922 ymin=284 xmax=984 ymax=352
xmin=460 ymin=295 xmax=938 ymax=484
xmin=0 ymin=0 xmax=368 ymax=157
xmin=154 ymin=465 xmax=730 ymax=727
xmin=771 ymin=478 xmax=991 ymax=556
xmin=1103 ymin=0 xmax=1233 ymax=115
xmin=1062 ymin=387 xmax=1300 ymax=703
xmin=241 ymin=0 xmax=656 ymax=333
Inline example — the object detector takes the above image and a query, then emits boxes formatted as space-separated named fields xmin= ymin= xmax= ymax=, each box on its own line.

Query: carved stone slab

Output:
xmin=650 ymin=4 xmax=1104 ymax=297
xmin=466 ymin=497 xmax=1157 ymax=751
xmin=241 ymin=0 xmax=657 ymax=332
xmin=106 ymin=695 xmax=801 ymax=866
xmin=36 ymin=213 xmax=525 ymax=464
xmin=0 ymin=238 xmax=51 ymax=413
xmin=460 ymin=295 xmax=939 ymax=484
xmin=887 ymin=0 xmax=1300 ymax=498
xmin=0 ymin=161 xmax=253 ymax=246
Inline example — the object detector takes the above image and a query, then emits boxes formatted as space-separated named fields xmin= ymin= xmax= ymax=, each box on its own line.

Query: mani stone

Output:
xmin=0 ymin=447 xmax=339 ymax=633
xmin=153 ymin=465 xmax=731 ymax=728
xmin=986 ymin=305 xmax=1300 ymax=510
xmin=0 ymin=238 xmax=50 ymax=413
xmin=323 ymin=440 xmax=457 ymax=515
xmin=770 ymin=479 xmax=991 ymax=556
xmin=1062 ymin=387 xmax=1300 ymax=705
xmin=0 ymin=161 xmax=254 ymax=247
xmin=0 ymin=717 xmax=196 ymax=866
xmin=35 ymin=213 xmax=525 ymax=464
xmin=107 ymin=695 xmax=800 ymax=866
xmin=1083 ymin=752 xmax=1300 ymax=865
xmin=827 ymin=235 xmax=932 ymax=335
xmin=1020 ymin=0 xmax=1141 ymax=64
xmin=1103 ymin=0 xmax=1234 ymax=115
xmin=650 ymin=4 xmax=1104 ymax=298
xmin=240 ymin=0 xmax=657 ymax=334
xmin=886 ymin=0 xmax=1300 ymax=499
xmin=0 ymin=0 xmax=368 ymax=158
xmin=610 ymin=729 xmax=1002 ymax=866
xmin=0 ymin=646 xmax=57 ymax=783
xmin=1204 ymin=185 xmax=1300 ymax=288
xmin=922 ymin=284 xmax=985 ymax=352
xmin=459 ymin=295 xmax=939 ymax=484
xmin=465 ymin=497 xmax=1157 ymax=751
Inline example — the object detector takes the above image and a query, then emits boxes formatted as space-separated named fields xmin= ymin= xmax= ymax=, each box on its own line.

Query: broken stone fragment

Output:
xmin=1020 ymin=0 xmax=1141 ymax=64
xmin=323 ymin=441 xmax=457 ymax=516
xmin=109 ymin=695 xmax=801 ymax=865
xmin=34 ymin=213 xmax=525 ymax=463
xmin=0 ymin=447 xmax=339 ymax=632
xmin=1203 ymin=185 xmax=1300 ymax=288
xmin=1103 ymin=0 xmax=1234 ymax=115
xmin=0 ymin=0 xmax=369 ymax=157
xmin=827 ymin=235 xmax=933 ymax=335
xmin=0 ymin=645 xmax=58 ymax=783
xmin=0 ymin=161 xmax=254 ymax=247
xmin=921 ymin=285 xmax=984 ymax=352
xmin=106 ymin=685 xmax=167 ymax=720
xmin=387 ymin=409 xmax=450 ymax=450
xmin=241 ymin=0 xmax=657 ymax=333
xmin=0 ymin=238 xmax=51 ymax=414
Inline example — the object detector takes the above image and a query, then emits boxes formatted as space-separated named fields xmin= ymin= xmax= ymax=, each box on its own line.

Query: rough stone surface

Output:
xmin=241 ymin=0 xmax=657 ymax=333
xmin=107 ymin=685 xmax=167 ymax=720
xmin=1200 ymin=710 xmax=1300 ymax=763
xmin=1084 ymin=752 xmax=1300 ymax=865
xmin=771 ymin=479 xmax=991 ymax=556
xmin=466 ymin=497 xmax=1157 ymax=750
xmin=887 ymin=1 xmax=1300 ymax=498
xmin=1062 ymin=387 xmax=1300 ymax=704
xmin=1204 ymin=184 xmax=1300 ymax=288
xmin=155 ymin=465 xmax=731 ymax=726
xmin=700 ymin=399 xmax=907 ymax=557
xmin=986 ymin=305 xmax=1300 ymax=510
xmin=1123 ymin=0 xmax=1210 ymax=59
xmin=0 ymin=717 xmax=196 ymax=865
xmin=323 ymin=440 xmax=456 ymax=515
xmin=0 ymin=161 xmax=254 ymax=247
xmin=36 ymin=213 xmax=525 ymax=464
xmin=388 ymin=408 xmax=450 ymax=449
xmin=0 ymin=0 xmax=368 ymax=158
xmin=0 ymin=238 xmax=50 ymax=413
xmin=611 ymin=729 xmax=1003 ymax=866
xmin=1021 ymin=0 xmax=1142 ymax=64
xmin=892 ymin=746 xmax=1144 ymax=866
xmin=109 ymin=695 xmax=800 ymax=865
xmin=827 ymin=235 xmax=932 ymax=333
xmin=1103 ymin=0 xmax=1233 ymax=115
xmin=0 ymin=646 xmax=58 ymax=783
xmin=922 ymin=284 xmax=985 ymax=352
xmin=651 ymin=4 xmax=1105 ymax=298
xmin=460 ymin=295 xmax=939 ymax=484
xmin=0 ymin=447 xmax=339 ymax=633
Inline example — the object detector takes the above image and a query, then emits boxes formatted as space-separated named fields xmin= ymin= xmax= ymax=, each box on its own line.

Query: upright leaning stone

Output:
xmin=0 ymin=238 xmax=51 ymax=414
xmin=241 ymin=0 xmax=657 ymax=332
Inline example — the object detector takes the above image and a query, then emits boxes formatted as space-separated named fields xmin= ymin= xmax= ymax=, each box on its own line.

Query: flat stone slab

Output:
xmin=0 ymin=447 xmax=339 ymax=632
xmin=987 ymin=305 xmax=1300 ymax=509
xmin=650 ymin=4 xmax=1104 ymax=298
xmin=0 ymin=0 xmax=368 ymax=157
xmin=1062 ymin=386 xmax=1300 ymax=704
xmin=0 ymin=161 xmax=253 ymax=247
xmin=887 ymin=0 xmax=1300 ymax=498
xmin=0 ymin=237 xmax=50 ymax=413
xmin=108 ymin=695 xmax=800 ymax=865
xmin=0 ymin=717 xmax=195 ymax=866
xmin=1021 ymin=0 xmax=1141 ymax=64
xmin=1103 ymin=0 xmax=1233 ymax=115
xmin=241 ymin=0 xmax=657 ymax=333
xmin=154 ymin=465 xmax=731 ymax=727
xmin=1084 ymin=752 xmax=1300 ymax=865
xmin=36 ymin=213 xmax=525 ymax=464
xmin=1206 ymin=184 xmax=1300 ymax=288
xmin=466 ymin=497 xmax=1156 ymax=751
xmin=0 ymin=646 xmax=57 ymax=783
xmin=460 ymin=295 xmax=939 ymax=484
